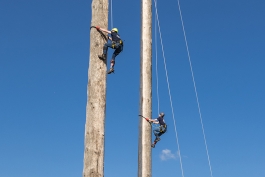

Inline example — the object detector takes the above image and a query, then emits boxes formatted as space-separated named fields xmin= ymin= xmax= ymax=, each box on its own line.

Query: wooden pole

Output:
xmin=138 ymin=0 xmax=152 ymax=176
xmin=83 ymin=0 xmax=108 ymax=176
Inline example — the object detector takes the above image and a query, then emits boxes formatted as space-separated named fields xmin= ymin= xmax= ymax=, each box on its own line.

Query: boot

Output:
xmin=151 ymin=143 xmax=155 ymax=148
xmin=98 ymin=54 xmax=106 ymax=60
xmin=107 ymin=68 xmax=115 ymax=74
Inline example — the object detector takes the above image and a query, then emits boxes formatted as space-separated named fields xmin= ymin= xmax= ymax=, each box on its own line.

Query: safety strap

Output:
xmin=90 ymin=26 xmax=108 ymax=42
xmin=139 ymin=115 xmax=152 ymax=125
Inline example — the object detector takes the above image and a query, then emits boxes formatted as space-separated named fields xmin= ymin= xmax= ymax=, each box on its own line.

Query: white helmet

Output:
xmin=159 ymin=112 xmax=165 ymax=117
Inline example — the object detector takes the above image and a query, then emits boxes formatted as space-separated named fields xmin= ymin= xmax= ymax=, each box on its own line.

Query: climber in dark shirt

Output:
xmin=148 ymin=112 xmax=167 ymax=148
xmin=96 ymin=26 xmax=123 ymax=74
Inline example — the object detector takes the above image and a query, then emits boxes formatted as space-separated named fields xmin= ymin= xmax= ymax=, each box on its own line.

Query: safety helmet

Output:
xmin=111 ymin=28 xmax=118 ymax=33
xmin=159 ymin=112 xmax=165 ymax=117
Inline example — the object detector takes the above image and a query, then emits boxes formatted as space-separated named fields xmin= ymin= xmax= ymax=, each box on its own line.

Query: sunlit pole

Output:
xmin=83 ymin=0 xmax=108 ymax=176
xmin=138 ymin=0 xmax=152 ymax=176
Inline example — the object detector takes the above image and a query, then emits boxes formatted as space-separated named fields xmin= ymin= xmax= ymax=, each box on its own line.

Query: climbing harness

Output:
xmin=90 ymin=26 xmax=108 ymax=42
xmin=159 ymin=124 xmax=167 ymax=133
xmin=111 ymin=40 xmax=123 ymax=49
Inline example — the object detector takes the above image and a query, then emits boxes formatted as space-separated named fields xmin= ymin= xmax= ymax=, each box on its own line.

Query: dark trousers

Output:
xmin=103 ymin=42 xmax=123 ymax=61
xmin=153 ymin=125 xmax=167 ymax=138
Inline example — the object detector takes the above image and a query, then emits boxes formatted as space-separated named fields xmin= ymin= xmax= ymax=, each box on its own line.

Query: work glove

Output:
xmin=96 ymin=26 xmax=100 ymax=30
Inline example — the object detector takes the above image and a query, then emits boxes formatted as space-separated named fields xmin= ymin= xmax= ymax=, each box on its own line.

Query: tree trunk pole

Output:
xmin=83 ymin=0 xmax=108 ymax=177
xmin=138 ymin=0 xmax=152 ymax=177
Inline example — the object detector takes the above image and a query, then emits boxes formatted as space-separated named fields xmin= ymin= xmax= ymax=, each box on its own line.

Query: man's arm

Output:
xmin=149 ymin=119 xmax=159 ymax=124
xmin=96 ymin=26 xmax=111 ymax=34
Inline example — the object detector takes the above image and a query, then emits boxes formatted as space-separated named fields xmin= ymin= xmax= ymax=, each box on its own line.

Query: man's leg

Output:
xmin=151 ymin=127 xmax=161 ymax=148
xmin=107 ymin=47 xmax=121 ymax=74
xmin=153 ymin=127 xmax=161 ymax=140
xmin=111 ymin=49 xmax=121 ymax=67
xmin=99 ymin=43 xmax=112 ymax=60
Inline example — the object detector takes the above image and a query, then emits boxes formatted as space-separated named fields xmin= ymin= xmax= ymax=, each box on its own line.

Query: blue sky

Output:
xmin=1 ymin=0 xmax=265 ymax=177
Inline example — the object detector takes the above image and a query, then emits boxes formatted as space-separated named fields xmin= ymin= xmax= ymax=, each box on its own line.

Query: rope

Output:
xmin=110 ymin=0 xmax=113 ymax=28
xmin=176 ymin=0 xmax=214 ymax=176
xmin=155 ymin=14 xmax=160 ymax=115
xmin=153 ymin=1 xmax=185 ymax=177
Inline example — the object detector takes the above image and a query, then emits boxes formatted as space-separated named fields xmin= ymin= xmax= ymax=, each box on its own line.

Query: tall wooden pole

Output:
xmin=138 ymin=0 xmax=152 ymax=177
xmin=83 ymin=0 xmax=108 ymax=177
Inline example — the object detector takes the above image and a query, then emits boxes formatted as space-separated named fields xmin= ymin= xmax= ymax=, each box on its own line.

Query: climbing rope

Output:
xmin=155 ymin=14 xmax=160 ymax=115
xmin=153 ymin=0 xmax=214 ymax=176
xmin=110 ymin=0 xmax=113 ymax=28
xmin=153 ymin=1 xmax=185 ymax=177
xmin=176 ymin=0 xmax=213 ymax=176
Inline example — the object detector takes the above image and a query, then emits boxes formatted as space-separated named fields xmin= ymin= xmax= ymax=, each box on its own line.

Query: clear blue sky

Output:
xmin=1 ymin=0 xmax=265 ymax=177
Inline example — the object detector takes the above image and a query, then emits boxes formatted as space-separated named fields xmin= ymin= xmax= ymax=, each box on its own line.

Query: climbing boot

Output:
xmin=151 ymin=144 xmax=155 ymax=148
xmin=107 ymin=68 xmax=115 ymax=74
xmin=98 ymin=54 xmax=106 ymax=60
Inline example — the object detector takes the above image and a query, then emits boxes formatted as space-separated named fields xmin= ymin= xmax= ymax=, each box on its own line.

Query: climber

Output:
xmin=148 ymin=112 xmax=167 ymax=148
xmin=95 ymin=26 xmax=123 ymax=74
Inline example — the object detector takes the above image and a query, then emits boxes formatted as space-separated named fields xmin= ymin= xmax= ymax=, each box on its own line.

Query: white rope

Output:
xmin=153 ymin=0 xmax=185 ymax=177
xmin=155 ymin=14 xmax=160 ymax=115
xmin=110 ymin=0 xmax=113 ymax=28
xmin=176 ymin=0 xmax=213 ymax=176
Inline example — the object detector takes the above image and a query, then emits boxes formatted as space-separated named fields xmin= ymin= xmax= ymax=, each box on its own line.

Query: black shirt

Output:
xmin=156 ymin=116 xmax=166 ymax=126
xmin=111 ymin=31 xmax=121 ymax=42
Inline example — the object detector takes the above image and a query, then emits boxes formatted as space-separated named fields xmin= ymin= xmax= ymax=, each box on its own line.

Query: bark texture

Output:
xmin=83 ymin=0 xmax=108 ymax=177
xmin=138 ymin=0 xmax=152 ymax=177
